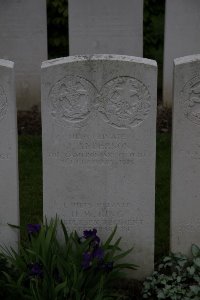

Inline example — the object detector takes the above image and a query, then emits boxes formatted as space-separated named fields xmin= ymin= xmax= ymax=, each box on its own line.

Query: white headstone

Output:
xmin=0 ymin=60 xmax=19 ymax=248
xmin=171 ymin=54 xmax=200 ymax=254
xmin=0 ymin=0 xmax=47 ymax=110
xmin=41 ymin=55 xmax=157 ymax=279
xmin=163 ymin=0 xmax=200 ymax=107
xmin=68 ymin=0 xmax=143 ymax=56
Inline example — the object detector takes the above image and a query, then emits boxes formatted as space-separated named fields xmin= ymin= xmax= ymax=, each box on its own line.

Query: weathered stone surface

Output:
xmin=171 ymin=54 xmax=200 ymax=254
xmin=0 ymin=0 xmax=47 ymax=110
xmin=68 ymin=0 xmax=143 ymax=56
xmin=41 ymin=55 xmax=157 ymax=279
xmin=0 ymin=60 xmax=19 ymax=248
xmin=163 ymin=0 xmax=200 ymax=107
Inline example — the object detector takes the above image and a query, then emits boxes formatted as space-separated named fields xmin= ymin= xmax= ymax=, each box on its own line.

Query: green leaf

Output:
xmin=114 ymin=262 xmax=138 ymax=270
xmin=104 ymin=226 xmax=117 ymax=248
xmin=55 ymin=279 xmax=68 ymax=295
xmin=194 ymin=257 xmax=200 ymax=268
xmin=113 ymin=247 xmax=133 ymax=262
xmin=61 ymin=220 xmax=69 ymax=244
xmin=192 ymin=244 xmax=200 ymax=257
xmin=157 ymin=291 xmax=165 ymax=299
xmin=190 ymin=285 xmax=200 ymax=295
xmin=187 ymin=266 xmax=195 ymax=275
xmin=7 ymin=223 xmax=20 ymax=229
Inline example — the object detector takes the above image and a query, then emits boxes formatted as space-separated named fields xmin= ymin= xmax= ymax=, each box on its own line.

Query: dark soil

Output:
xmin=112 ymin=278 xmax=143 ymax=299
xmin=17 ymin=105 xmax=172 ymax=135
xmin=17 ymin=106 xmax=42 ymax=135
xmin=157 ymin=104 xmax=172 ymax=133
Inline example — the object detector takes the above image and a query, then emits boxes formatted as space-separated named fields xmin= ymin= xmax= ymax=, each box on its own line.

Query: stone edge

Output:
xmin=0 ymin=59 xmax=14 ymax=69
xmin=174 ymin=54 xmax=200 ymax=66
xmin=41 ymin=55 xmax=157 ymax=69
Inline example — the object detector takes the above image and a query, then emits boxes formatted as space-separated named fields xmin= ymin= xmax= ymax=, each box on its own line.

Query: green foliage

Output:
xmin=46 ymin=0 xmax=165 ymax=70
xmin=47 ymin=0 xmax=68 ymax=58
xmin=1 ymin=219 xmax=137 ymax=300
xmin=144 ymin=0 xmax=165 ymax=62
xmin=144 ymin=0 xmax=165 ymax=90
xmin=143 ymin=244 xmax=200 ymax=299
xmin=0 ymin=254 xmax=17 ymax=299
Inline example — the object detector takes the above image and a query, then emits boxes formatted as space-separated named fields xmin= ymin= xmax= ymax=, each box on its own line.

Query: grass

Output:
xmin=18 ymin=135 xmax=42 ymax=239
xmin=155 ymin=133 xmax=171 ymax=259
xmin=18 ymin=133 xmax=171 ymax=260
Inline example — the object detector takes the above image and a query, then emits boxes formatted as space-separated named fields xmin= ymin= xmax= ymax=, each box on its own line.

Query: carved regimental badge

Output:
xmin=0 ymin=86 xmax=7 ymax=121
xmin=182 ymin=76 xmax=200 ymax=125
xmin=98 ymin=77 xmax=151 ymax=128
xmin=49 ymin=76 xmax=150 ymax=129
xmin=49 ymin=76 xmax=97 ymax=127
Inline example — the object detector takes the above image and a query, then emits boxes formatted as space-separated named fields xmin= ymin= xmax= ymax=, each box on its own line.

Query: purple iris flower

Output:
xmin=81 ymin=229 xmax=106 ymax=270
xmin=93 ymin=247 xmax=104 ymax=261
xmin=82 ymin=251 xmax=93 ymax=270
xmin=28 ymin=262 xmax=43 ymax=278
xmin=83 ymin=228 xmax=100 ymax=246
xmin=82 ymin=247 xmax=105 ymax=270
xmin=83 ymin=229 xmax=97 ymax=239
xmin=27 ymin=224 xmax=41 ymax=235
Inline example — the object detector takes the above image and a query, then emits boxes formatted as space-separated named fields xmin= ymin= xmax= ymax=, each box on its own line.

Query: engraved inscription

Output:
xmin=48 ymin=150 xmax=144 ymax=166
xmin=98 ymin=77 xmax=151 ymax=128
xmin=178 ymin=221 xmax=200 ymax=234
xmin=182 ymin=143 xmax=200 ymax=160
xmin=47 ymin=132 xmax=147 ymax=167
xmin=48 ymin=201 xmax=145 ymax=233
xmin=0 ymin=86 xmax=7 ymax=121
xmin=182 ymin=75 xmax=200 ymax=125
xmin=0 ymin=153 xmax=10 ymax=160
xmin=48 ymin=76 xmax=97 ymax=127
xmin=70 ymin=201 xmax=131 ymax=219
xmin=62 ymin=219 xmax=144 ymax=233
xmin=0 ymin=222 xmax=9 ymax=226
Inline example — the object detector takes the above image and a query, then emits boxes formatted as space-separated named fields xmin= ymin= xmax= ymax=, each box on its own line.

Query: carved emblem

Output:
xmin=182 ymin=76 xmax=200 ymax=125
xmin=0 ymin=86 xmax=7 ymax=121
xmin=49 ymin=76 xmax=150 ymax=129
xmin=49 ymin=76 xmax=97 ymax=126
xmin=98 ymin=77 xmax=151 ymax=128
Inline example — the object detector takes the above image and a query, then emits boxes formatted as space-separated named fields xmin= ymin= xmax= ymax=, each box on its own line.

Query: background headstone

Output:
xmin=0 ymin=0 xmax=47 ymax=110
xmin=0 ymin=60 xmax=19 ymax=248
xmin=68 ymin=0 xmax=143 ymax=56
xmin=171 ymin=54 xmax=200 ymax=254
xmin=42 ymin=55 xmax=157 ymax=279
xmin=163 ymin=0 xmax=200 ymax=107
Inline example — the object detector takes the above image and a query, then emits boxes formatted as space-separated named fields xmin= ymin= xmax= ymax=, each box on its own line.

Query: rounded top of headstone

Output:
xmin=42 ymin=55 xmax=157 ymax=69
xmin=174 ymin=54 xmax=200 ymax=66
xmin=0 ymin=59 xmax=14 ymax=69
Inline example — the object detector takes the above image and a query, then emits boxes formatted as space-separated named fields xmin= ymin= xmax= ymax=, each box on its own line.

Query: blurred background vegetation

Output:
xmin=47 ymin=0 xmax=165 ymax=91
xmin=47 ymin=0 xmax=68 ymax=58
xmin=144 ymin=0 xmax=165 ymax=91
